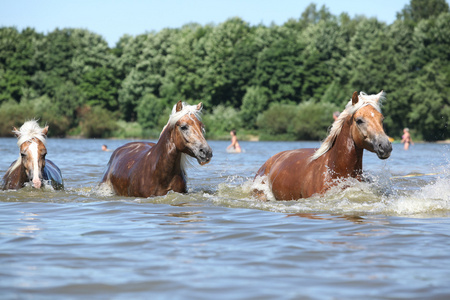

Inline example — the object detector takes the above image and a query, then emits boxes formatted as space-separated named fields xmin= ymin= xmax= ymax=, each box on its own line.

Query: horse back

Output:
xmin=106 ymin=142 xmax=155 ymax=170
xmin=43 ymin=159 xmax=64 ymax=190
xmin=101 ymin=142 xmax=155 ymax=194
xmin=256 ymin=149 xmax=316 ymax=177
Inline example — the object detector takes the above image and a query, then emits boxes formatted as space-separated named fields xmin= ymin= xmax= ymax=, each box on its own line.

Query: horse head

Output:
xmin=13 ymin=121 xmax=48 ymax=189
xmin=172 ymin=101 xmax=213 ymax=165
xmin=350 ymin=91 xmax=392 ymax=159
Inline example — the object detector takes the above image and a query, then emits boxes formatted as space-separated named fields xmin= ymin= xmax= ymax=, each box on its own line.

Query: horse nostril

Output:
xmin=199 ymin=147 xmax=213 ymax=160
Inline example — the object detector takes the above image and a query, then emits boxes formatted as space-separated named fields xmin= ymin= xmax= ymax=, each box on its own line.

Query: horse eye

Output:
xmin=180 ymin=125 xmax=188 ymax=131
xmin=21 ymin=153 xmax=26 ymax=157
xmin=356 ymin=118 xmax=364 ymax=125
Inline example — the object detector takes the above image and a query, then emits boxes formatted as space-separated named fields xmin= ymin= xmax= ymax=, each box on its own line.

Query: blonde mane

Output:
xmin=14 ymin=120 xmax=47 ymax=147
xmin=159 ymin=102 xmax=203 ymax=137
xmin=311 ymin=91 xmax=385 ymax=161
xmin=160 ymin=102 xmax=203 ymax=176
xmin=168 ymin=102 xmax=202 ymax=128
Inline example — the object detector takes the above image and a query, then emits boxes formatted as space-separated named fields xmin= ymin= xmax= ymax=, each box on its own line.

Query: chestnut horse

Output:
xmin=2 ymin=120 xmax=64 ymax=190
xmin=254 ymin=91 xmax=392 ymax=200
xmin=101 ymin=101 xmax=213 ymax=197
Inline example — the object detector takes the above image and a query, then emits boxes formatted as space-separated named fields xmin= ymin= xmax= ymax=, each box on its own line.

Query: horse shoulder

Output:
xmin=131 ymin=154 xmax=187 ymax=197
xmin=127 ymin=158 xmax=161 ymax=197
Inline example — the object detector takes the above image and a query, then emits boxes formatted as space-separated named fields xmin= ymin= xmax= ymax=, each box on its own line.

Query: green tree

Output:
xmin=33 ymin=95 xmax=71 ymax=137
xmin=291 ymin=101 xmax=338 ymax=140
xmin=161 ymin=23 xmax=211 ymax=104
xmin=252 ymin=27 xmax=305 ymax=104
xmin=203 ymin=105 xmax=243 ymax=138
xmin=118 ymin=29 xmax=177 ymax=121
xmin=382 ymin=20 xmax=415 ymax=136
xmin=397 ymin=0 xmax=449 ymax=23
xmin=79 ymin=106 xmax=118 ymax=138
xmin=399 ymin=13 xmax=450 ymax=140
xmin=137 ymin=94 xmax=168 ymax=130
xmin=53 ymin=81 xmax=85 ymax=122
xmin=202 ymin=18 xmax=252 ymax=107
xmin=1 ymin=3 xmax=450 ymax=141
xmin=256 ymin=103 xmax=297 ymax=138
xmin=240 ymin=86 xmax=270 ymax=128
xmin=0 ymin=27 xmax=40 ymax=102
xmin=0 ymin=100 xmax=36 ymax=136
xmin=79 ymin=66 xmax=119 ymax=110
xmin=337 ymin=19 xmax=390 ymax=94
xmin=299 ymin=4 xmax=335 ymax=29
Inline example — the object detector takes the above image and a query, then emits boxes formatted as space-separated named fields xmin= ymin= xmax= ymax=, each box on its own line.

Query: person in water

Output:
xmin=227 ymin=130 xmax=242 ymax=153
xmin=102 ymin=144 xmax=112 ymax=152
xmin=401 ymin=128 xmax=413 ymax=150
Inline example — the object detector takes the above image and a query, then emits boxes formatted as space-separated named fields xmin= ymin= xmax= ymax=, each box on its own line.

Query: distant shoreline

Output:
xmin=52 ymin=136 xmax=450 ymax=144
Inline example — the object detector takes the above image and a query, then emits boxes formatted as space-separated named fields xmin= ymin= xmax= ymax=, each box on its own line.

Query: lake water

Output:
xmin=1 ymin=137 xmax=449 ymax=299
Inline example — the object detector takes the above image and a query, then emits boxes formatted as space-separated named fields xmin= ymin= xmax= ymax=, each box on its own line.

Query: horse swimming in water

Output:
xmin=101 ymin=101 xmax=213 ymax=197
xmin=254 ymin=91 xmax=392 ymax=200
xmin=2 ymin=120 xmax=64 ymax=190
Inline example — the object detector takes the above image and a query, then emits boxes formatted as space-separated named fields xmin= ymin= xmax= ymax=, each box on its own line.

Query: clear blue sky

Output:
xmin=1 ymin=0 xmax=412 ymax=47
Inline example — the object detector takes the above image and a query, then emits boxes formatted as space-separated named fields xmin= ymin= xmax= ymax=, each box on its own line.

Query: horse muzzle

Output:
xmin=196 ymin=145 xmax=213 ymax=165
xmin=31 ymin=176 xmax=43 ymax=189
xmin=374 ymin=136 xmax=392 ymax=159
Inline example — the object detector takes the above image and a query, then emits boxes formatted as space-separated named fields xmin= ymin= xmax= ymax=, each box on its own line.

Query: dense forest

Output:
xmin=0 ymin=0 xmax=449 ymax=141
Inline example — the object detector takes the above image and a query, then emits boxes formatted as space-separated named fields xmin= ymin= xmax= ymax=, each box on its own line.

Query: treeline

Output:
xmin=0 ymin=0 xmax=449 ymax=141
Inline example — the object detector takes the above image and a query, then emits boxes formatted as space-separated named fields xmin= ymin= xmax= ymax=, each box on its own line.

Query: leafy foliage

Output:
xmin=203 ymin=105 xmax=243 ymax=139
xmin=78 ymin=106 xmax=118 ymax=138
xmin=0 ymin=1 xmax=449 ymax=140
xmin=256 ymin=101 xmax=338 ymax=140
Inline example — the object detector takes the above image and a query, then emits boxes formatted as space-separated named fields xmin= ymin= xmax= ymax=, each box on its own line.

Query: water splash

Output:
xmin=212 ymin=166 xmax=450 ymax=217
xmin=93 ymin=182 xmax=115 ymax=197
xmin=388 ymin=170 xmax=450 ymax=217
xmin=3 ymin=161 xmax=447 ymax=218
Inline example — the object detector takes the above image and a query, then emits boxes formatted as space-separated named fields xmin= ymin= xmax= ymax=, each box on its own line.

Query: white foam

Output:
xmin=211 ymin=169 xmax=450 ymax=217
xmin=246 ymin=175 xmax=276 ymax=201
xmin=388 ymin=176 xmax=450 ymax=216
xmin=42 ymin=180 xmax=55 ymax=191
xmin=93 ymin=182 xmax=116 ymax=197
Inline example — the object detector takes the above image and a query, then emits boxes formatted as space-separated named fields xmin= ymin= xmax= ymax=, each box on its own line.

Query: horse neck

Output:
xmin=324 ymin=116 xmax=364 ymax=178
xmin=151 ymin=126 xmax=184 ymax=176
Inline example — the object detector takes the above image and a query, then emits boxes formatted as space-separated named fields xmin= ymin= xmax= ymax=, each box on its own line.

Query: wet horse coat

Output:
xmin=101 ymin=101 xmax=212 ymax=197
xmin=254 ymin=91 xmax=392 ymax=200
xmin=2 ymin=120 xmax=64 ymax=190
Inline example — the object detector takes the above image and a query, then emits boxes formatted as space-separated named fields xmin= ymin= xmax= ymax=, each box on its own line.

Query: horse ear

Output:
xmin=176 ymin=100 xmax=183 ymax=112
xmin=13 ymin=127 xmax=20 ymax=138
xmin=376 ymin=90 xmax=384 ymax=102
xmin=42 ymin=126 xmax=49 ymax=136
xmin=196 ymin=102 xmax=203 ymax=111
xmin=352 ymin=91 xmax=359 ymax=105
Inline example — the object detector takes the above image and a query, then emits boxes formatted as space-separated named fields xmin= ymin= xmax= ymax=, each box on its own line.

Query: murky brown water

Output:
xmin=1 ymin=138 xmax=449 ymax=299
